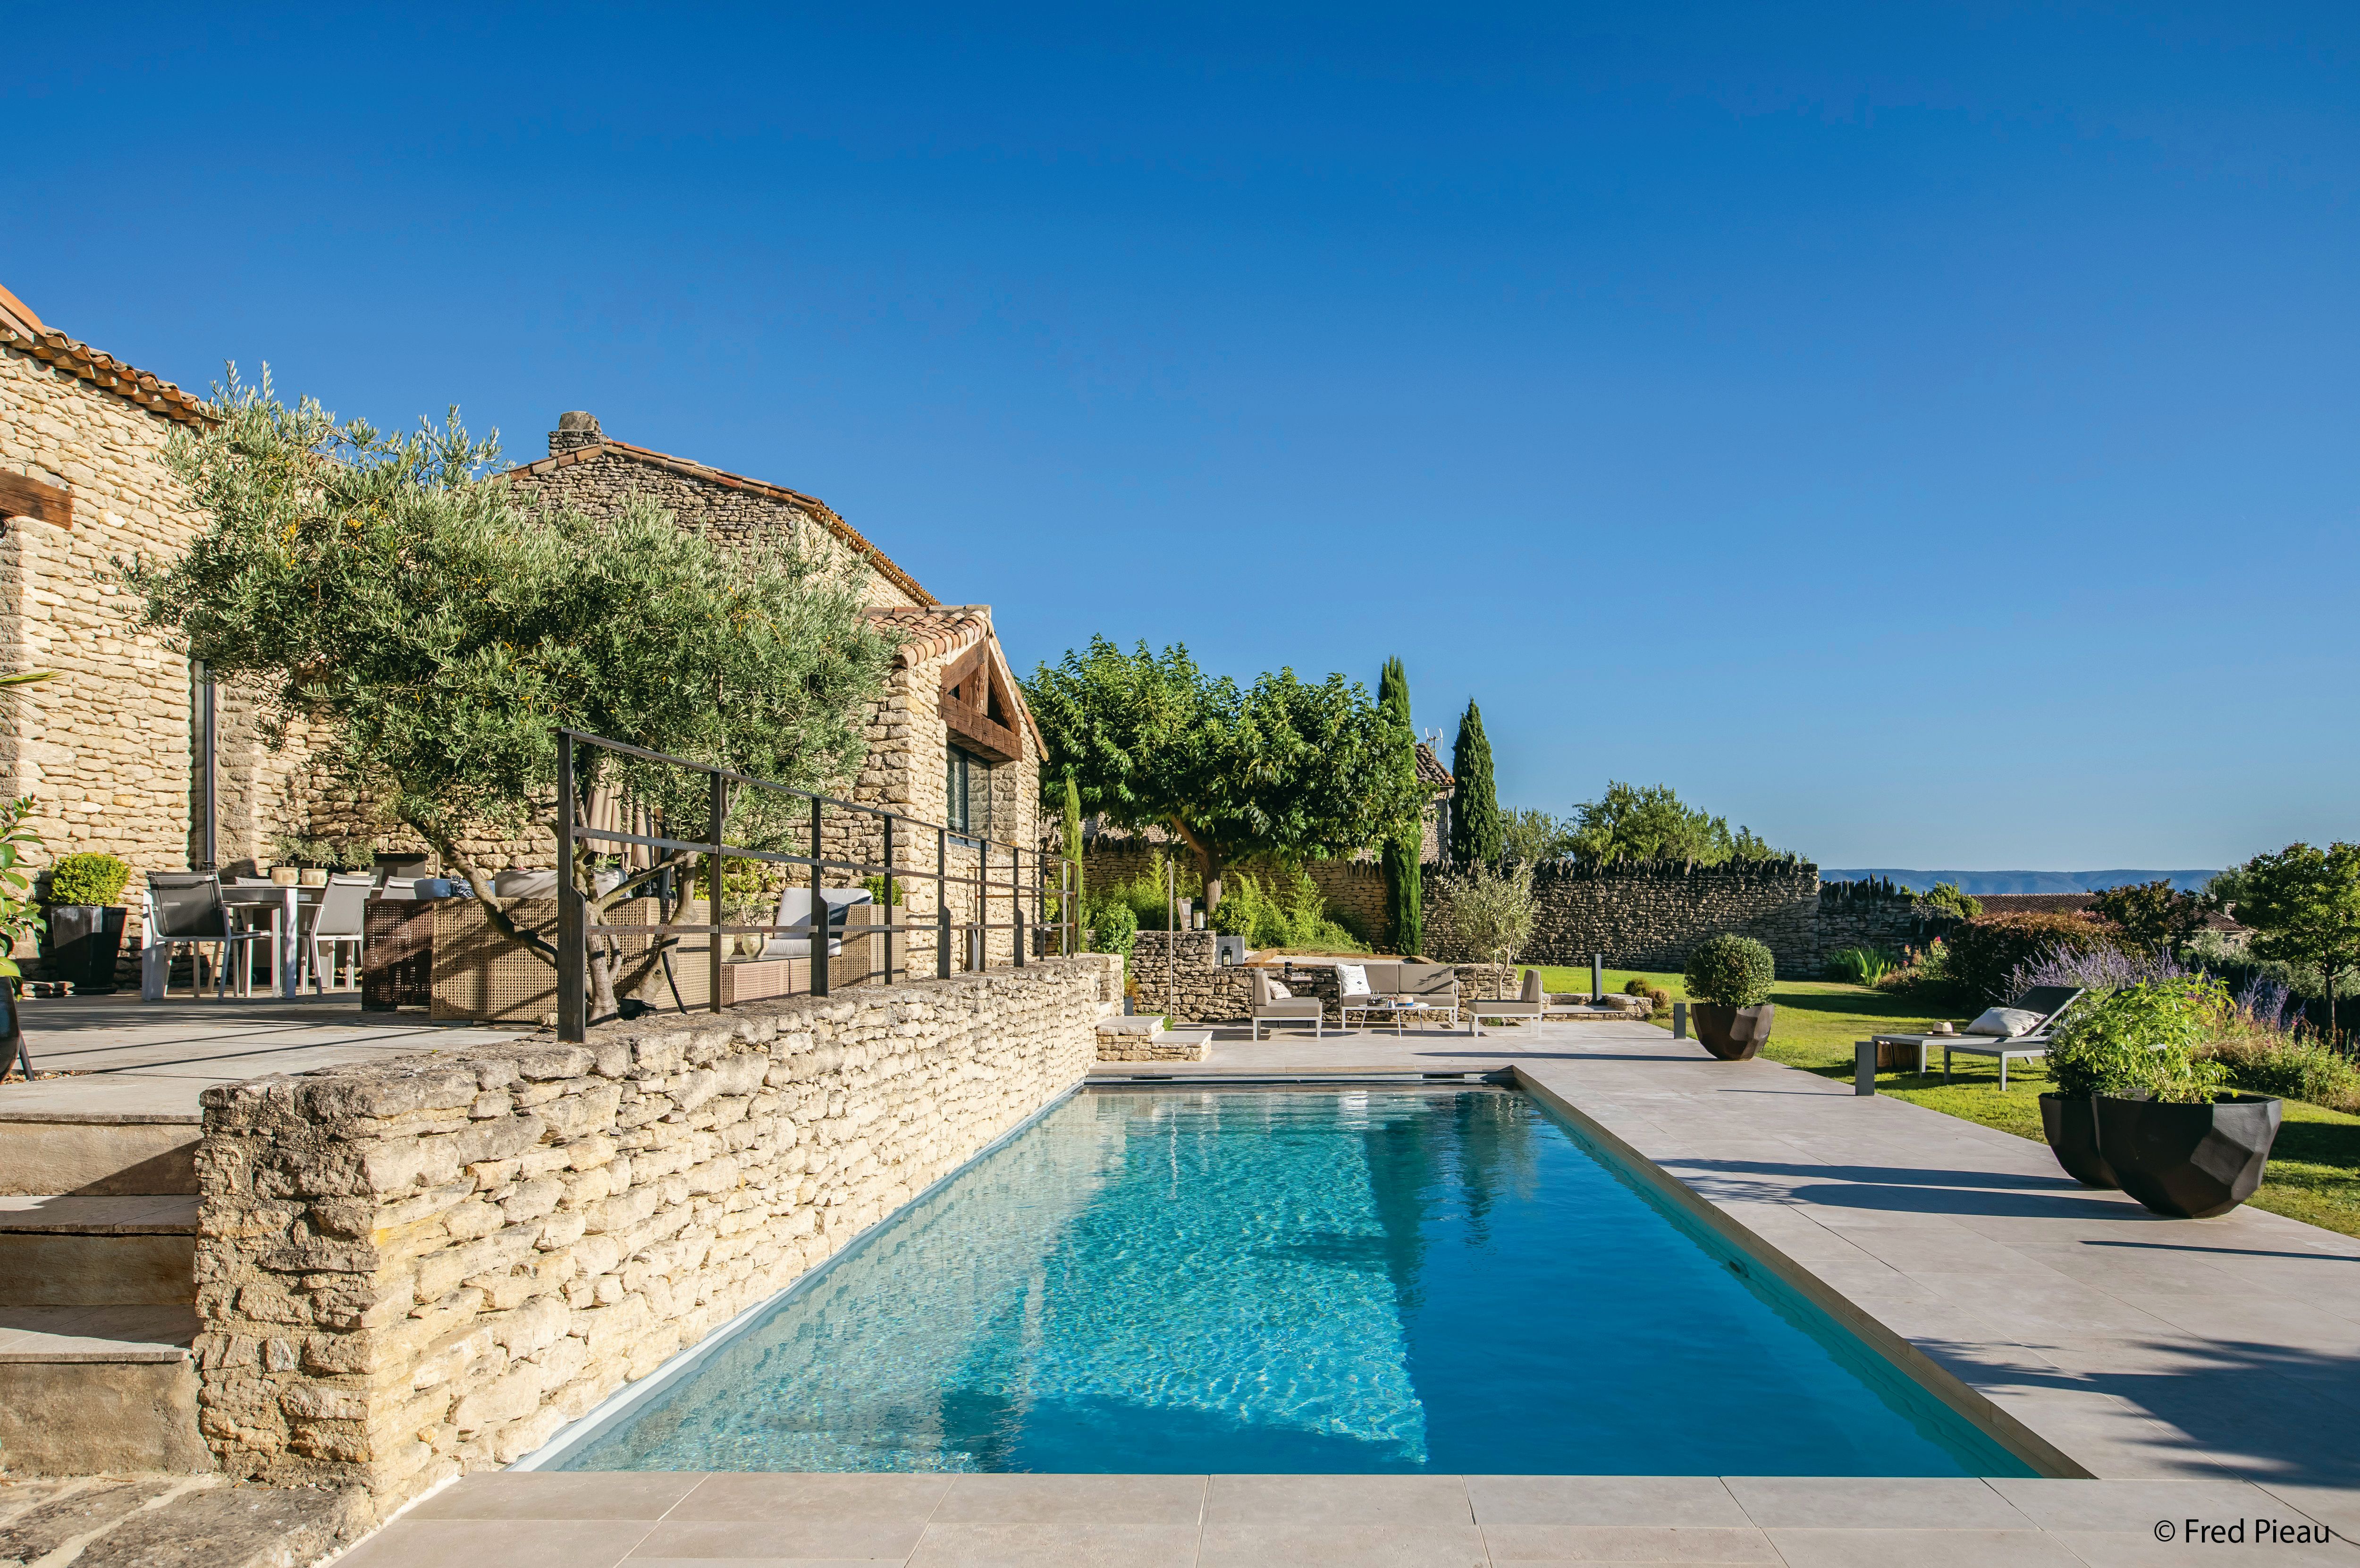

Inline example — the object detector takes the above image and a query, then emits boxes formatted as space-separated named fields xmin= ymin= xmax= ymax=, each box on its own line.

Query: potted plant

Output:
xmin=2046 ymin=977 xmax=2283 ymax=1215
xmin=1684 ymin=933 xmax=1777 ymax=1060
xmin=0 ymin=799 xmax=46 ymax=1068
xmin=43 ymin=851 xmax=130 ymax=995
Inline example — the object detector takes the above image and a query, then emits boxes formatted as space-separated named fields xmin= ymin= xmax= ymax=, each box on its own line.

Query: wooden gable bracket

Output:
xmin=941 ymin=640 xmax=1024 ymax=764
xmin=0 ymin=471 xmax=71 ymax=529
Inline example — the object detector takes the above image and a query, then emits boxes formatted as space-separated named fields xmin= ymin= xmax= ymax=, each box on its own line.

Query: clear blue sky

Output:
xmin=8 ymin=5 xmax=2354 ymax=869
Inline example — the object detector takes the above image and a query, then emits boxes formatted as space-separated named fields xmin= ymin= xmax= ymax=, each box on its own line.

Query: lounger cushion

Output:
xmin=1335 ymin=962 xmax=1371 ymax=997
xmin=1265 ymin=979 xmax=1291 ymax=998
xmin=1964 ymin=1006 xmax=2044 ymax=1038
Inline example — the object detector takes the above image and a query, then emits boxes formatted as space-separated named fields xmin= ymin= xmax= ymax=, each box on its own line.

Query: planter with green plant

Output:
xmin=1684 ymin=933 xmax=1777 ymax=1060
xmin=43 ymin=851 xmax=130 ymax=995
xmin=2046 ymin=977 xmax=2284 ymax=1215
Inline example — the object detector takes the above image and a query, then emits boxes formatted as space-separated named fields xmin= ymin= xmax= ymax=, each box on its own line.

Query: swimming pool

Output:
xmin=548 ymin=1086 xmax=2034 ymax=1475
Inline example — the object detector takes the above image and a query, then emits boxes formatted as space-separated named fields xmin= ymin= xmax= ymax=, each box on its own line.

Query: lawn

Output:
xmin=1531 ymin=965 xmax=2360 ymax=1241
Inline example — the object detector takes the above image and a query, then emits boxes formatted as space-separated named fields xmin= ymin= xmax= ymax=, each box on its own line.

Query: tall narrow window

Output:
xmin=946 ymin=745 xmax=989 ymax=842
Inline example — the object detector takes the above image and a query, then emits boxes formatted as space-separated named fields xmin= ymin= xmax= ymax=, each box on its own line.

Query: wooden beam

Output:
xmin=943 ymin=692 xmax=1023 ymax=764
xmin=0 ymin=471 xmax=70 ymax=528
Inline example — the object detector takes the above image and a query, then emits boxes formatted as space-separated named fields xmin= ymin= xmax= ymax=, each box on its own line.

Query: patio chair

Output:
xmin=1868 ymin=985 xmax=2084 ymax=1090
xmin=756 ymin=887 xmax=871 ymax=961
xmin=147 ymin=872 xmax=272 ymax=999
xmin=1249 ymin=966 xmax=1324 ymax=1040
xmin=1468 ymin=967 xmax=1546 ymax=1036
xmin=304 ymin=874 xmax=373 ymax=992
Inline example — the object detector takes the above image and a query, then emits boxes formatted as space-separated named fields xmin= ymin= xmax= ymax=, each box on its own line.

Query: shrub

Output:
xmin=46 ymin=853 xmax=130 ymax=906
xmin=1685 ymin=933 xmax=1774 ymax=1008
xmin=1917 ymin=882 xmax=1982 ymax=920
xmin=2202 ymin=1032 xmax=2360 ymax=1113
xmin=1623 ymin=977 xmax=1650 ymax=996
xmin=1087 ymin=900 xmax=1139 ymax=958
xmin=1433 ymin=861 xmax=1536 ymax=968
xmin=2048 ymin=977 xmax=2230 ymax=1101
xmin=2008 ymin=943 xmax=2191 ymax=997
xmin=1827 ymin=945 xmax=1899 ymax=986
xmin=1947 ymin=912 xmax=2123 ymax=1003
xmin=1209 ymin=867 xmax=1365 ymax=953
xmin=2090 ymin=878 xmax=2207 ymax=949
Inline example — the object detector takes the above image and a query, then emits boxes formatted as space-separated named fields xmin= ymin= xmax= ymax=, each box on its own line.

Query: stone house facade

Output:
xmin=503 ymin=419 xmax=1046 ymax=973
xmin=0 ymin=283 xmax=318 ymax=974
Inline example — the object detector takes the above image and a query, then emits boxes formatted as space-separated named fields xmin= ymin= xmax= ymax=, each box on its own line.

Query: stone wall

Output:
xmin=190 ymin=954 xmax=1120 ymax=1517
xmin=0 ymin=339 xmax=316 ymax=980
xmin=1429 ymin=860 xmax=1823 ymax=972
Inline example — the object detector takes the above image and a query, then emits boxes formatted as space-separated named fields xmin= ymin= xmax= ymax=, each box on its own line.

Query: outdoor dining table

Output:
xmin=219 ymin=883 xmax=322 ymax=999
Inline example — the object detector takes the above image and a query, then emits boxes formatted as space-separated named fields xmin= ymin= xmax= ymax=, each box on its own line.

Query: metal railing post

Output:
xmin=556 ymin=732 xmax=586 ymax=1043
xmin=936 ymin=826 xmax=951 ymax=979
xmin=1013 ymin=845 xmax=1025 ymax=968
xmin=810 ymin=795 xmax=829 ymax=997
xmin=706 ymin=767 xmax=725 ymax=1014
xmin=882 ymin=814 xmax=896 ymax=985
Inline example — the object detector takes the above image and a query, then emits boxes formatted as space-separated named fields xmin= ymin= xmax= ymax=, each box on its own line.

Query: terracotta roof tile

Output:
xmin=861 ymin=604 xmax=1045 ymax=757
xmin=1416 ymin=741 xmax=1454 ymax=791
xmin=503 ymin=438 xmax=934 ymax=607
xmin=0 ymin=325 xmax=213 ymax=428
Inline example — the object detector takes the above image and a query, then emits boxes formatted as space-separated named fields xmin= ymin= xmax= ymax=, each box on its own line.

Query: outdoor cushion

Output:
xmin=1964 ymin=1006 xmax=2045 ymax=1037
xmin=1266 ymin=979 xmax=1292 ymax=998
xmin=1335 ymin=962 xmax=1372 ymax=997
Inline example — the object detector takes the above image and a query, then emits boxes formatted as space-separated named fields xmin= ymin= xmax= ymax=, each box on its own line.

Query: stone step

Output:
xmin=0 ymin=1303 xmax=209 ymax=1474
xmin=0 ymin=1195 xmax=200 ymax=1307
xmin=1096 ymin=1027 xmax=1213 ymax=1063
xmin=0 ymin=1112 xmax=201 ymax=1196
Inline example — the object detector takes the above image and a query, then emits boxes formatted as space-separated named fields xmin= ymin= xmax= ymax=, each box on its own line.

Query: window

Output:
xmin=946 ymin=745 xmax=990 ymax=842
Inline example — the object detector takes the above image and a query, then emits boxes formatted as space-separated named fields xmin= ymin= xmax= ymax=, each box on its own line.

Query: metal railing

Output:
xmin=554 ymin=728 xmax=1076 ymax=1043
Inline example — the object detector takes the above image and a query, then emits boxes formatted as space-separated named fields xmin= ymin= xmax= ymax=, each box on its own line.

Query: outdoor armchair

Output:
xmin=1248 ymin=966 xmax=1324 ymax=1040
xmin=304 ymin=874 xmax=373 ymax=992
xmin=147 ymin=871 xmax=271 ymax=999
xmin=1468 ymin=967 xmax=1546 ymax=1036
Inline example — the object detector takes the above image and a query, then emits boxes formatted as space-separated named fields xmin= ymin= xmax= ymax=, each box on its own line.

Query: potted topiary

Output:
xmin=44 ymin=852 xmax=131 ymax=995
xmin=1684 ymin=933 xmax=1777 ymax=1060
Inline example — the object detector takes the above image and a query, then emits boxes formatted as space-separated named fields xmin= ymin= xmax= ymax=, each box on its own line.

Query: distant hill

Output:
xmin=1819 ymin=869 xmax=2220 ymax=896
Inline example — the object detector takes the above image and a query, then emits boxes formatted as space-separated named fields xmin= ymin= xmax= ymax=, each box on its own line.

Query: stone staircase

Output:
xmin=0 ymin=1113 xmax=209 ymax=1474
xmin=1093 ymin=1014 xmax=1214 ymax=1062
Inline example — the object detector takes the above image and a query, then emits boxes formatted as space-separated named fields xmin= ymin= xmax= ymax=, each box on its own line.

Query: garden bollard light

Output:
xmin=1591 ymin=952 xmax=1604 ymax=1002
xmin=1672 ymin=1001 xmax=1687 ymax=1039
xmin=1855 ymin=1040 xmax=1878 ymax=1096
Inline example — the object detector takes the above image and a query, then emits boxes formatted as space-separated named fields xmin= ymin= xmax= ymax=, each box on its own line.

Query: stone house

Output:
xmin=502 ymin=416 xmax=1046 ymax=969
xmin=0 ymin=282 xmax=317 ymax=973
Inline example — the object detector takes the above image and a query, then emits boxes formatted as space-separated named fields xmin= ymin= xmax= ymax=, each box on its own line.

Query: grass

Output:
xmin=1529 ymin=965 xmax=2360 ymax=1241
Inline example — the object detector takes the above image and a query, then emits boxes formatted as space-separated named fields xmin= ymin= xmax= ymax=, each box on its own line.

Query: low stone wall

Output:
xmin=190 ymin=954 xmax=1120 ymax=1519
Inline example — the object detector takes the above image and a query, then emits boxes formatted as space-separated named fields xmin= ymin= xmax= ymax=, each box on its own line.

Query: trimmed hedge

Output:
xmin=1947 ymin=911 xmax=2123 ymax=1003
xmin=46 ymin=853 xmax=130 ymax=907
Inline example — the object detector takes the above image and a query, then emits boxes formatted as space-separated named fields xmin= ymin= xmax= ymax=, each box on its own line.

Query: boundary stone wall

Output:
xmin=191 ymin=955 xmax=1119 ymax=1519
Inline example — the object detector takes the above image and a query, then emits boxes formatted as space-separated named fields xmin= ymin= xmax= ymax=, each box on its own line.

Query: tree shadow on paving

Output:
xmin=1922 ymin=1332 xmax=2360 ymax=1488
xmin=1652 ymin=1155 xmax=2164 ymax=1220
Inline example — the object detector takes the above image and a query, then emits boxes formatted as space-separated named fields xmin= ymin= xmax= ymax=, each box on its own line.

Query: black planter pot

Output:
xmin=2038 ymin=1093 xmax=2118 ymax=1189
xmin=1693 ymin=1002 xmax=1776 ymax=1061
xmin=2095 ymin=1092 xmax=2283 ymax=1219
xmin=47 ymin=904 xmax=126 ymax=995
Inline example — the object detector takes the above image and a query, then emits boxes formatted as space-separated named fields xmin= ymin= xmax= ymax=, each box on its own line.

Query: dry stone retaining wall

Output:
xmin=190 ymin=955 xmax=1119 ymax=1517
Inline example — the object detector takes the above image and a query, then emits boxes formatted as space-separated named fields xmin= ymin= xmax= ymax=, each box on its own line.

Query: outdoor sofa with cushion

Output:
xmin=1336 ymin=961 xmax=1461 ymax=1030
xmin=1868 ymin=984 xmax=2083 ymax=1089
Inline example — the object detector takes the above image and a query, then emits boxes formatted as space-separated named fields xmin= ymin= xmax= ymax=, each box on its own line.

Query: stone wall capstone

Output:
xmin=191 ymin=955 xmax=1119 ymax=1517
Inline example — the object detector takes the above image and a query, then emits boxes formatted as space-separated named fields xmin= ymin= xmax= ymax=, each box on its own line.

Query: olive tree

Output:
xmin=132 ymin=371 xmax=892 ymax=1018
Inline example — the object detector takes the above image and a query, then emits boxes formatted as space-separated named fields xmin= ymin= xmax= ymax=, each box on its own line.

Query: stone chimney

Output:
xmin=548 ymin=411 xmax=603 ymax=456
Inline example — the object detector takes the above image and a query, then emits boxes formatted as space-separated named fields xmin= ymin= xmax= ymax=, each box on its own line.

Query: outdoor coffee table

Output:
xmin=1345 ymin=998 xmax=1448 ymax=1036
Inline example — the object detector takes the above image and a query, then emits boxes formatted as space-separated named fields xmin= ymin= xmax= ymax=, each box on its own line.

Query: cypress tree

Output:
xmin=1450 ymin=700 xmax=1501 ymax=867
xmin=1377 ymin=657 xmax=1424 ymax=956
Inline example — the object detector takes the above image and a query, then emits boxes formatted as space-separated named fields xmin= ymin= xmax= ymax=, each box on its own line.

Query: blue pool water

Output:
xmin=556 ymin=1087 xmax=2033 ymax=1475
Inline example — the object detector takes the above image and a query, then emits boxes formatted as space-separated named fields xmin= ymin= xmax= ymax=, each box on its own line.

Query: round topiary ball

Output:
xmin=1684 ymin=933 xmax=1775 ymax=1008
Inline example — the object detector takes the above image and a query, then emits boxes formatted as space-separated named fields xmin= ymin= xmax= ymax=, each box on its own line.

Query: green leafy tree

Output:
xmin=1025 ymin=637 xmax=1424 ymax=915
xmin=1377 ymin=656 xmax=1423 ymax=956
xmin=1433 ymin=860 xmax=1536 ymax=994
xmin=2233 ymin=843 xmax=2360 ymax=1039
xmin=1567 ymin=782 xmax=1790 ymax=866
xmin=1448 ymin=700 xmax=1501 ymax=868
xmin=1500 ymin=808 xmax=1570 ymax=865
xmin=1058 ymin=773 xmax=1086 ymax=944
xmin=132 ymin=372 xmax=892 ymax=1019
xmin=2089 ymin=878 xmax=2207 ymax=951
xmin=0 ymin=797 xmax=45 ymax=985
